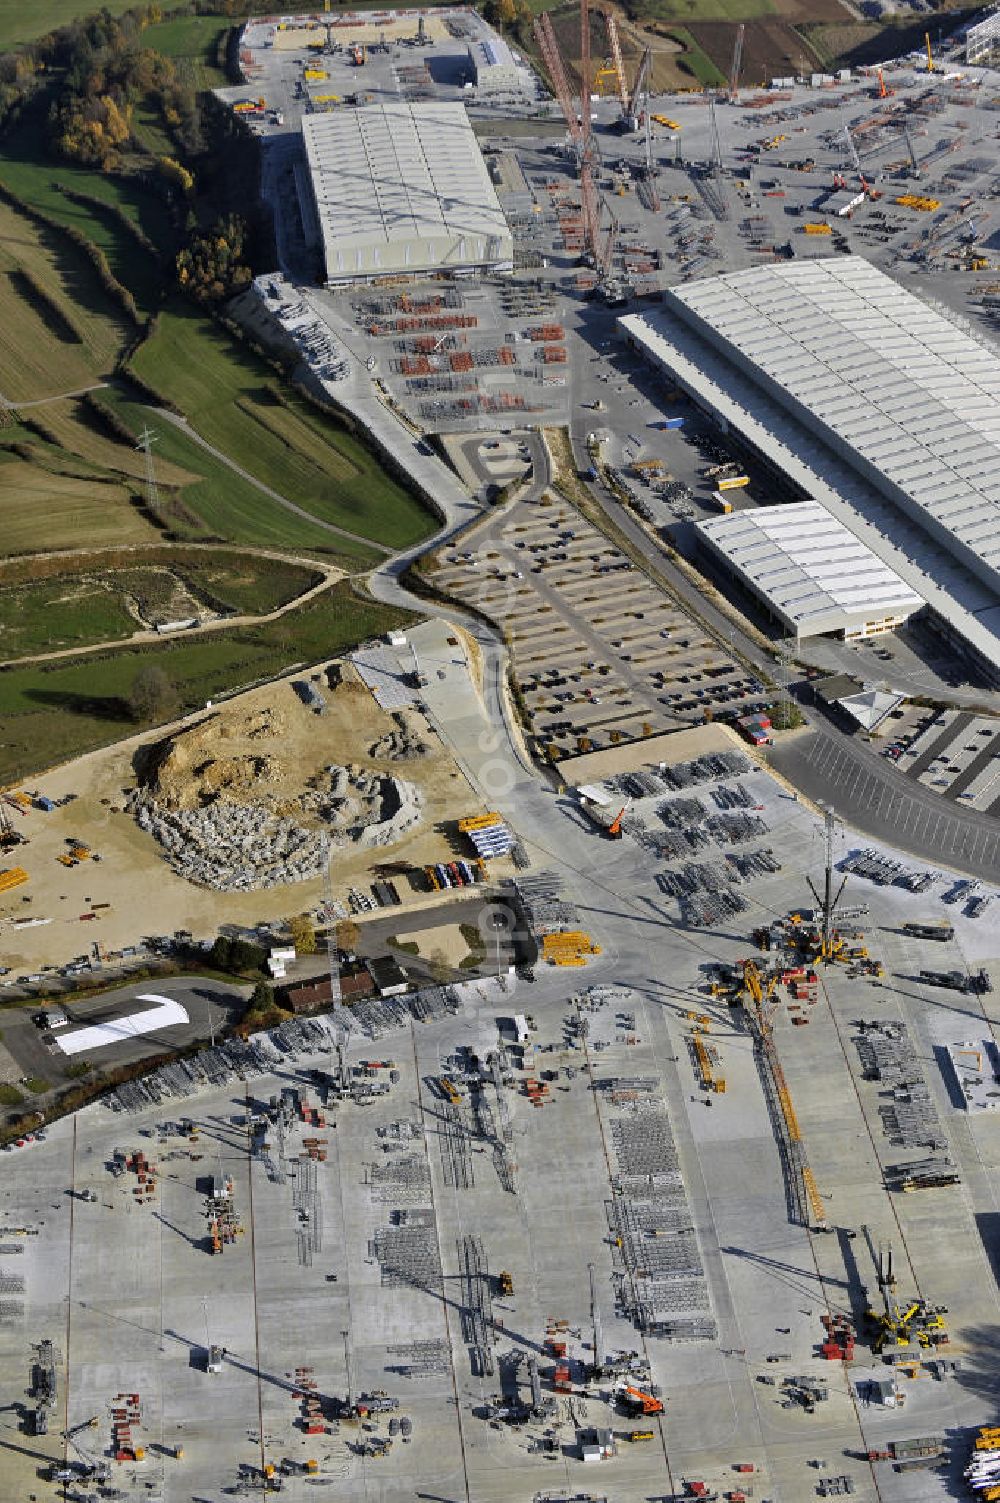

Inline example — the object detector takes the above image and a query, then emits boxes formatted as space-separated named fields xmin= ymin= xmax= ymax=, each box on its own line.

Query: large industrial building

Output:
xmin=696 ymin=501 xmax=924 ymax=642
xmin=301 ymin=102 xmax=513 ymax=283
xmin=622 ymin=258 xmax=1000 ymax=680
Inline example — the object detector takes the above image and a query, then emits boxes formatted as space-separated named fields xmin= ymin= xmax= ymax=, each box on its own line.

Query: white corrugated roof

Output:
xmin=697 ymin=501 xmax=923 ymax=632
xmin=302 ymin=102 xmax=508 ymax=259
xmin=620 ymin=306 xmax=1000 ymax=666
xmin=666 ymin=258 xmax=1000 ymax=584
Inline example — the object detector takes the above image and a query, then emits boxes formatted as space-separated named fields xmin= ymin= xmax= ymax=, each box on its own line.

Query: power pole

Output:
xmin=136 ymin=425 xmax=159 ymax=514
xmin=342 ymin=1329 xmax=354 ymax=1413
xmin=589 ymin=1262 xmax=603 ymax=1375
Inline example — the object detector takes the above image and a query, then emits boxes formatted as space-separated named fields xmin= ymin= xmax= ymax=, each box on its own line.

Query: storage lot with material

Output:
xmin=5 ymin=746 xmax=1000 ymax=1501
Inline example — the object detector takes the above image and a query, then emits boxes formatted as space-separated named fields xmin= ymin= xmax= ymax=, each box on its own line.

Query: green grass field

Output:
xmin=0 ymin=576 xmax=137 ymax=659
xmin=130 ymin=304 xmax=435 ymax=550
xmin=142 ymin=14 xmax=233 ymax=88
xmin=0 ymin=0 xmax=140 ymax=47
xmin=0 ymin=550 xmax=321 ymax=660
xmin=99 ymin=384 xmax=383 ymax=563
xmin=174 ymin=554 xmax=322 ymax=614
xmin=0 ymin=583 xmax=413 ymax=784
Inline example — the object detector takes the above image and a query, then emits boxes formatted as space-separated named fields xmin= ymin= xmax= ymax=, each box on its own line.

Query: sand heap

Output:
xmin=128 ymin=702 xmax=424 ymax=892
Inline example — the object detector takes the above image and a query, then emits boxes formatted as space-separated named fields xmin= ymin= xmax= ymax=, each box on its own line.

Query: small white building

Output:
xmin=467 ymin=36 xmax=523 ymax=97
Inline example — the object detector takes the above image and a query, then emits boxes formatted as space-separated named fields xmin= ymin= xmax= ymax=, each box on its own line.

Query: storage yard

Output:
xmin=431 ymin=489 xmax=770 ymax=758
xmin=6 ymin=743 xmax=1000 ymax=1502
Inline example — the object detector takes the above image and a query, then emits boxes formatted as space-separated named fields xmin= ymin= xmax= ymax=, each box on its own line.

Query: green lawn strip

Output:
xmin=0 ymin=583 xmax=415 ymax=784
xmin=129 ymin=303 xmax=435 ymax=550
xmin=98 ymin=384 xmax=381 ymax=563
xmin=669 ymin=26 xmax=730 ymax=84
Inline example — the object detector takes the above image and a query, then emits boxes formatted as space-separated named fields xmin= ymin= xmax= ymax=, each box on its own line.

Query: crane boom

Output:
xmin=603 ymin=10 xmax=629 ymax=117
xmin=534 ymin=13 xmax=581 ymax=142
xmin=627 ymin=47 xmax=651 ymax=126
xmin=728 ymin=22 xmax=745 ymax=104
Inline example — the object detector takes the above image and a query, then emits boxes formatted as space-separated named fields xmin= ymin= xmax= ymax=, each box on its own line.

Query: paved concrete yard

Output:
xmin=5 ymin=746 xmax=1000 ymax=1501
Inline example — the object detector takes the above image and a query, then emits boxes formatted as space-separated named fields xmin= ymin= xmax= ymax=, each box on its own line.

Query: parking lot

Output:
xmin=433 ymin=491 xmax=771 ymax=757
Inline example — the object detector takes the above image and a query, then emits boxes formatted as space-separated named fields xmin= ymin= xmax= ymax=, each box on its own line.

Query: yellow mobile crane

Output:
xmin=862 ymin=1228 xmax=947 ymax=1357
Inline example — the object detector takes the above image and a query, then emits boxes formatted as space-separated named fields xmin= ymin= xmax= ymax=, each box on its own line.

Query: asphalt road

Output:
xmin=768 ymin=723 xmax=1000 ymax=882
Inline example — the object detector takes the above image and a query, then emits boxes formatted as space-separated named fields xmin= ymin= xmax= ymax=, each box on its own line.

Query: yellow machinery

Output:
xmin=862 ymin=1229 xmax=947 ymax=1356
xmin=0 ymin=866 xmax=28 ymax=893
xmin=803 ymin=222 xmax=832 ymax=235
xmin=925 ymin=31 xmax=937 ymax=72
xmin=718 ymin=474 xmax=749 ymax=490
xmin=498 ymin=1270 xmax=514 ymax=1295
xmin=542 ymin=931 xmax=601 ymax=965
xmin=439 ymin=1077 xmax=462 ymax=1105
xmin=895 ymin=194 xmax=940 ymax=211
xmin=304 ymin=67 xmax=328 ymax=81
xmin=652 ymin=114 xmax=681 ymax=130
xmin=458 ymin=812 xmax=503 ymax=833
xmin=689 ymin=1017 xmax=726 ymax=1093
xmin=628 ymin=1430 xmax=655 ymax=1441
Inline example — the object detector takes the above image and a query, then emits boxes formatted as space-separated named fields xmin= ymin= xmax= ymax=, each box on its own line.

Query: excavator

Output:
xmin=615 ymin=1380 xmax=664 ymax=1416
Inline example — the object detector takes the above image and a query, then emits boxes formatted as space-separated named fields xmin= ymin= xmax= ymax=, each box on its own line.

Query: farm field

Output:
xmin=0 ymin=458 xmax=156 ymax=556
xmin=21 ymin=397 xmax=200 ymax=489
xmin=0 ymin=97 xmax=168 ymax=312
xmin=0 ymin=582 xmax=413 ymax=785
xmin=688 ymin=17 xmax=823 ymax=84
xmin=129 ymin=303 xmax=435 ymax=550
xmin=0 ymin=199 xmax=130 ymax=402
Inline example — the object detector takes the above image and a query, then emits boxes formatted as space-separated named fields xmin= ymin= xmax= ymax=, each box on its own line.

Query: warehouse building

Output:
xmin=467 ymin=36 xmax=524 ymax=97
xmin=301 ymin=102 xmax=513 ymax=283
xmin=696 ymin=501 xmax=923 ymax=642
xmin=621 ymin=258 xmax=1000 ymax=680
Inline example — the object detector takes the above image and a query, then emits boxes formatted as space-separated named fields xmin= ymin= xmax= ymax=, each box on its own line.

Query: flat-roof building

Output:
xmin=301 ymin=102 xmax=512 ymax=283
xmin=697 ymin=501 xmax=923 ymax=641
xmin=467 ymin=36 xmax=523 ymax=96
xmin=622 ymin=257 xmax=1000 ymax=679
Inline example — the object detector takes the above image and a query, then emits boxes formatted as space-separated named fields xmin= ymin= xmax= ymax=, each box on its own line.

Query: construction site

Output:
xmin=0 ymin=625 xmax=510 ymax=982
xmin=5 ymin=731 xmax=1000 ymax=1503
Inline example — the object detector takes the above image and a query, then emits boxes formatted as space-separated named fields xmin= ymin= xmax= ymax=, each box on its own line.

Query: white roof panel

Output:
xmin=696 ymin=501 xmax=923 ymax=634
xmin=665 ymin=258 xmax=1000 ymax=584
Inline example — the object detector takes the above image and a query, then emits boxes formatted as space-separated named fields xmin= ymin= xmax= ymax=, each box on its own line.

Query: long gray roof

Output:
xmin=665 ymin=258 xmax=1000 ymax=586
xmin=302 ymin=102 xmax=508 ymax=260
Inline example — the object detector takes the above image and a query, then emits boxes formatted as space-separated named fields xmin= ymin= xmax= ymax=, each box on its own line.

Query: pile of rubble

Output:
xmin=129 ymin=765 xmax=423 ymax=892
xmin=369 ymin=713 xmax=430 ymax=762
